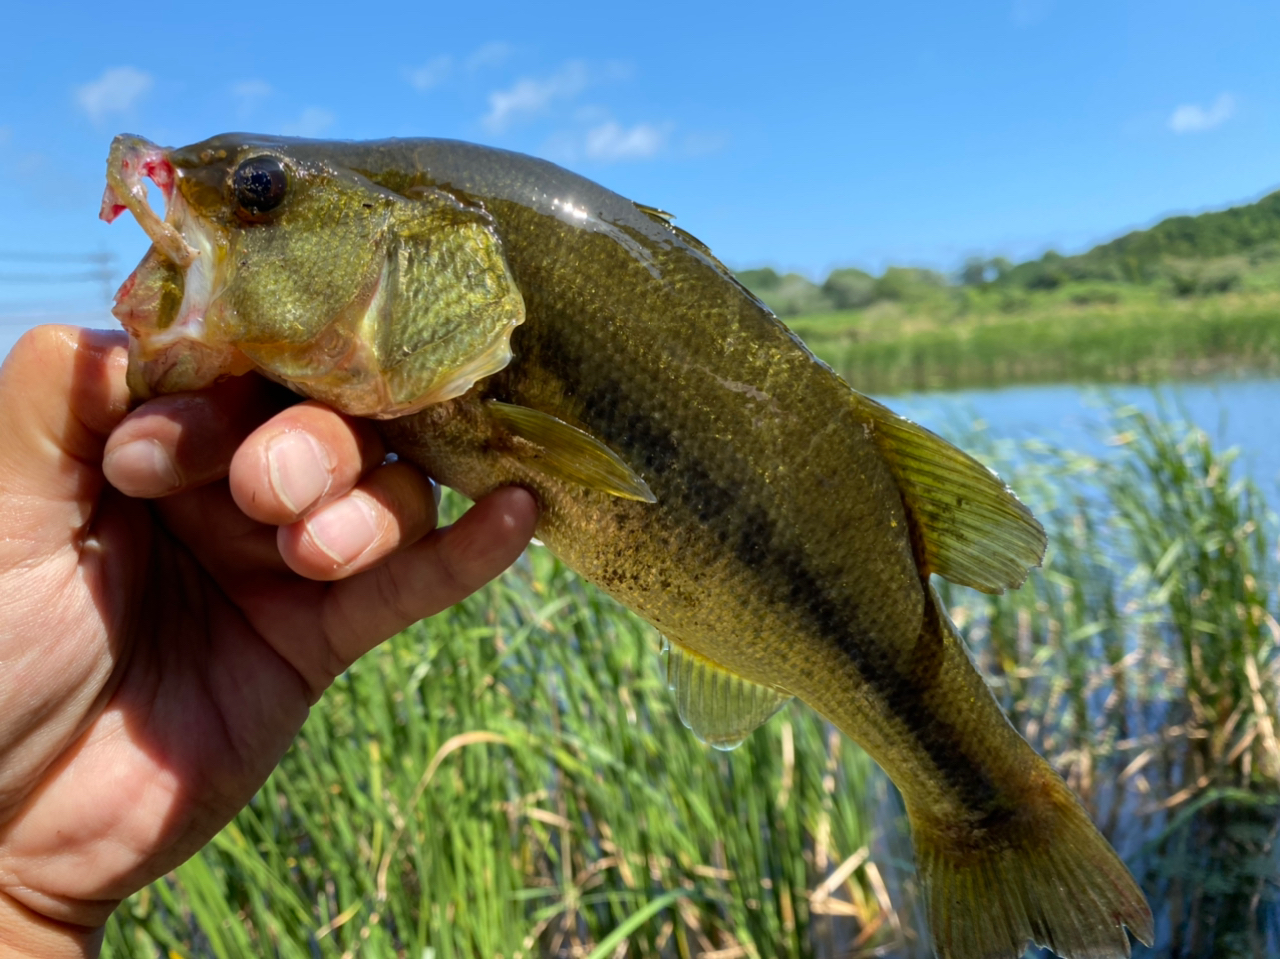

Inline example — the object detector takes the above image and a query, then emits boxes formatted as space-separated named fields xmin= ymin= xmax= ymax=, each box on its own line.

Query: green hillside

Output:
xmin=734 ymin=187 xmax=1280 ymax=393
xmin=738 ymin=187 xmax=1280 ymax=317
xmin=998 ymin=188 xmax=1280 ymax=292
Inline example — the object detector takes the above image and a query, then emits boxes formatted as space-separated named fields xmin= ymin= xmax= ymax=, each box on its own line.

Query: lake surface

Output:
xmin=880 ymin=378 xmax=1280 ymax=495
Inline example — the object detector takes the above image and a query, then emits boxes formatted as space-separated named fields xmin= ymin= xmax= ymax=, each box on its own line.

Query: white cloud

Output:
xmin=467 ymin=42 xmax=512 ymax=71
xmin=75 ymin=67 xmax=152 ymax=124
xmin=233 ymin=80 xmax=272 ymax=103
xmin=1168 ymin=93 xmax=1236 ymax=134
xmin=681 ymin=130 xmax=729 ymax=157
xmin=232 ymin=79 xmax=272 ymax=116
xmin=1011 ymin=0 xmax=1053 ymax=26
xmin=407 ymin=56 xmax=452 ymax=92
xmin=281 ymin=107 xmax=336 ymax=137
xmin=483 ymin=61 xmax=588 ymax=132
xmin=584 ymin=121 xmax=667 ymax=161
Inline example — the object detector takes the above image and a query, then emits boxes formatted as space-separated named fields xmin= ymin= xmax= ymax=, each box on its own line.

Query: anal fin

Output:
xmin=664 ymin=640 xmax=792 ymax=750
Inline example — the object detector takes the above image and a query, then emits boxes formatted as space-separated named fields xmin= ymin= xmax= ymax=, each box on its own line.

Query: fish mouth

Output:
xmin=101 ymin=134 xmax=251 ymax=399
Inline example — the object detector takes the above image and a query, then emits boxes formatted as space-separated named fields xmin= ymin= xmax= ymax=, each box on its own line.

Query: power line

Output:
xmin=0 ymin=251 xmax=120 ymax=303
xmin=0 ymin=272 xmax=115 ymax=283
xmin=0 ymin=252 xmax=115 ymax=264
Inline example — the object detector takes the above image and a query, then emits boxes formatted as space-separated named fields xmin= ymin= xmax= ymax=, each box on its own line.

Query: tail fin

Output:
xmin=911 ymin=785 xmax=1154 ymax=959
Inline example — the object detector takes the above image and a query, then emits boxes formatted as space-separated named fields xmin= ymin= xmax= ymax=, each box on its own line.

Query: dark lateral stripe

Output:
xmin=498 ymin=244 xmax=1005 ymax=810
xmin=546 ymin=362 xmax=1004 ymax=813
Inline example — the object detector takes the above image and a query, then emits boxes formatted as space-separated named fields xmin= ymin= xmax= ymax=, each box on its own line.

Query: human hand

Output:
xmin=0 ymin=326 xmax=538 ymax=958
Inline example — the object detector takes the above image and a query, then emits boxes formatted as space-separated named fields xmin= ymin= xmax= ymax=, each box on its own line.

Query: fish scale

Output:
xmin=104 ymin=131 xmax=1154 ymax=959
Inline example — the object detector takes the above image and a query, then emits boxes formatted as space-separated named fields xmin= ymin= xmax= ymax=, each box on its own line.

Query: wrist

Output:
xmin=0 ymin=890 xmax=101 ymax=959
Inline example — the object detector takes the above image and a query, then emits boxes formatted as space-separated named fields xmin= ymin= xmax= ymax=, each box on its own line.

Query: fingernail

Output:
xmin=268 ymin=432 xmax=331 ymax=514
xmin=305 ymin=496 xmax=380 ymax=566
xmin=105 ymin=439 xmax=181 ymax=496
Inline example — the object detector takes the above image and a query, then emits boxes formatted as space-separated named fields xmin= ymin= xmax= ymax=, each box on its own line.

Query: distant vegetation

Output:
xmin=737 ymin=188 xmax=1280 ymax=393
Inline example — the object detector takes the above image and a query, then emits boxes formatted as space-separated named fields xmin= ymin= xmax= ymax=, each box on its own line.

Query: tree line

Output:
xmin=737 ymin=187 xmax=1280 ymax=316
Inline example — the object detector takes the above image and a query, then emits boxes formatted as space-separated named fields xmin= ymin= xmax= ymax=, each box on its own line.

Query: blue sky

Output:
xmin=1 ymin=0 xmax=1277 ymax=345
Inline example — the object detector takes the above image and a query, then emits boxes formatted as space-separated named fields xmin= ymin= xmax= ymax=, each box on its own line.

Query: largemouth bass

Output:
xmin=102 ymin=133 xmax=1153 ymax=959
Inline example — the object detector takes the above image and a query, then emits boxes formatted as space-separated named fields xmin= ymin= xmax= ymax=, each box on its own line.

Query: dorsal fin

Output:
xmin=634 ymin=202 xmax=675 ymax=226
xmin=856 ymin=395 xmax=1047 ymax=594
xmin=634 ymin=202 xmax=731 ymax=270
xmin=665 ymin=640 xmax=792 ymax=750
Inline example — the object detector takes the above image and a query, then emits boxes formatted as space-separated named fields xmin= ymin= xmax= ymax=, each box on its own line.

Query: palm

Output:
xmin=0 ymin=328 xmax=536 ymax=945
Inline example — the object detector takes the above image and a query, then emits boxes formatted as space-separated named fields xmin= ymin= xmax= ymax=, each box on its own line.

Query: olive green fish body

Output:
xmin=103 ymin=133 xmax=1153 ymax=959
xmin=359 ymin=141 xmax=1038 ymax=821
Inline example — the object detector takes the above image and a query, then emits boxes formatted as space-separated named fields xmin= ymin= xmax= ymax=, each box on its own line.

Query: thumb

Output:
xmin=0 ymin=327 xmax=131 ymax=559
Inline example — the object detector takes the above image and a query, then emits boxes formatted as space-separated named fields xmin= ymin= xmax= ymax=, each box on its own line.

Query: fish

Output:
xmin=101 ymin=132 xmax=1154 ymax=959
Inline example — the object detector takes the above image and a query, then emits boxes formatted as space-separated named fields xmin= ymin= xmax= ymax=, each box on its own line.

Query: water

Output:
xmin=882 ymin=378 xmax=1280 ymax=495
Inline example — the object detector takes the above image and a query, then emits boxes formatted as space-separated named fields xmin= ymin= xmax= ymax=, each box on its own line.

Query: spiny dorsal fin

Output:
xmin=634 ymin=202 xmax=676 ymax=226
xmin=857 ymin=396 xmax=1047 ymax=594
xmin=634 ymin=202 xmax=730 ymax=269
xmin=486 ymin=401 xmax=656 ymax=503
xmin=665 ymin=639 xmax=792 ymax=750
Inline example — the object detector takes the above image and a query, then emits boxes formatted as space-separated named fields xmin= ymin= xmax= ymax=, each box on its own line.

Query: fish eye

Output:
xmin=232 ymin=156 xmax=288 ymax=215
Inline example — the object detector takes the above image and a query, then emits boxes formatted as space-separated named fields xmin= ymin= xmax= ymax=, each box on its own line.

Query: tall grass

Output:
xmin=103 ymin=409 xmax=1279 ymax=958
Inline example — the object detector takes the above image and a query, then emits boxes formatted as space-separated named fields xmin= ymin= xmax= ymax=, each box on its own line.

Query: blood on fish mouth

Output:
xmin=100 ymin=155 xmax=173 ymax=222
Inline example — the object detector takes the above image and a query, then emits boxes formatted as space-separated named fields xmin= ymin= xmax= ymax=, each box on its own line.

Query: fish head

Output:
xmin=102 ymin=133 xmax=525 ymax=416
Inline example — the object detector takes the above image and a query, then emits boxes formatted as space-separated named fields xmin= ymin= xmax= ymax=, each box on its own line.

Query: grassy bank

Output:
xmin=788 ymin=291 xmax=1280 ymax=395
xmin=103 ymin=411 xmax=1279 ymax=958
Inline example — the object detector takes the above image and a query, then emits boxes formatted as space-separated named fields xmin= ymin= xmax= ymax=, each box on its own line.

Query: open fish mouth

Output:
xmin=101 ymin=134 xmax=251 ymax=398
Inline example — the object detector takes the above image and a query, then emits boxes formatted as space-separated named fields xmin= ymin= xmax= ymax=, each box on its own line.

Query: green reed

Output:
xmin=103 ymin=407 xmax=1279 ymax=958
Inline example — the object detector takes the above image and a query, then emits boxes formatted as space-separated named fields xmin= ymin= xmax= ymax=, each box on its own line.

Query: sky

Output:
xmin=1 ymin=0 xmax=1278 ymax=347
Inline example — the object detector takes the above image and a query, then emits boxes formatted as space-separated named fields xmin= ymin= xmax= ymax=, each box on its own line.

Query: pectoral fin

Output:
xmin=857 ymin=395 xmax=1047 ymax=593
xmin=664 ymin=639 xmax=792 ymax=750
xmin=487 ymin=401 xmax=656 ymax=503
